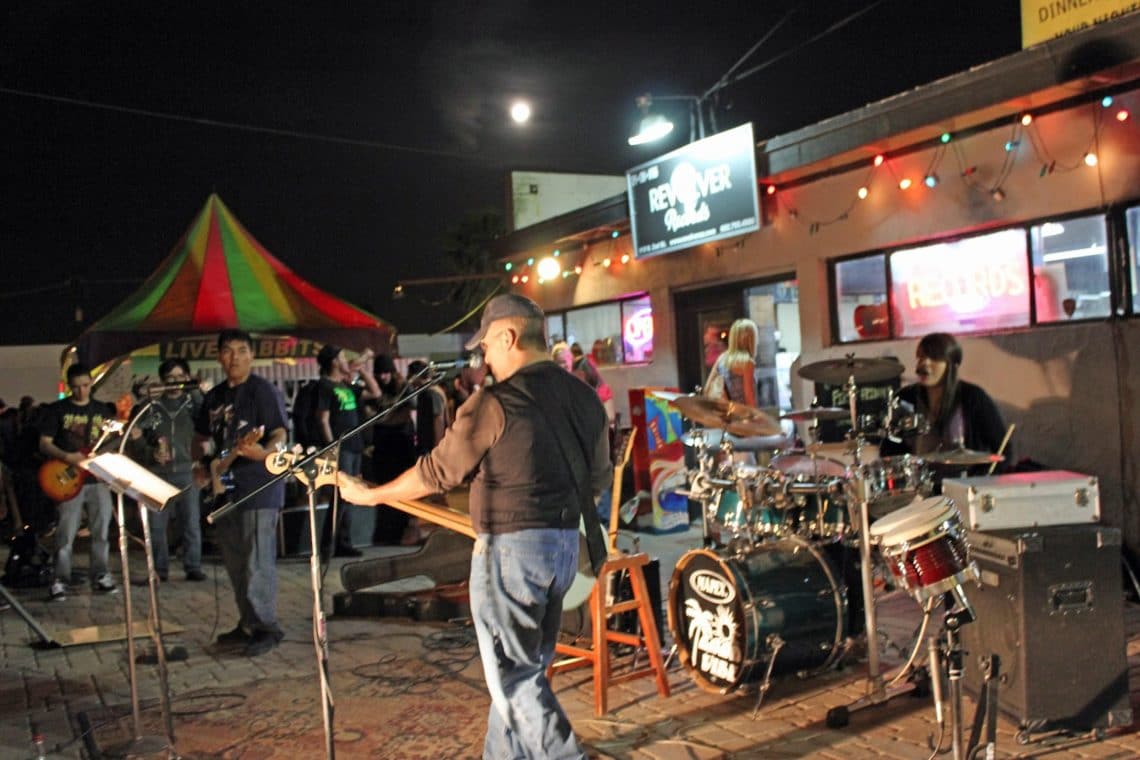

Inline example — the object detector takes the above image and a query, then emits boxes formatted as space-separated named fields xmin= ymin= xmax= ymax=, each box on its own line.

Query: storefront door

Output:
xmin=673 ymin=276 xmax=801 ymax=414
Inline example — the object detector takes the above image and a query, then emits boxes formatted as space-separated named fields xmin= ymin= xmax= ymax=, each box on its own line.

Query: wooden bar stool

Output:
xmin=548 ymin=551 xmax=671 ymax=716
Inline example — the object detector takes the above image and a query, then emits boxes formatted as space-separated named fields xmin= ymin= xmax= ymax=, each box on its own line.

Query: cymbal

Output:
xmin=923 ymin=447 xmax=1005 ymax=466
xmin=798 ymin=356 xmax=904 ymax=385
xmin=668 ymin=395 xmax=782 ymax=436
xmin=781 ymin=406 xmax=848 ymax=422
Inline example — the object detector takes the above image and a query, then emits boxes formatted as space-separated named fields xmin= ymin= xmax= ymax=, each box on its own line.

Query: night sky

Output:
xmin=1 ymin=1 xmax=1021 ymax=345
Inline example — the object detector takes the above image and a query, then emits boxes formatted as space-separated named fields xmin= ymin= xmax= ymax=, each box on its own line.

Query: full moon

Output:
xmin=510 ymin=100 xmax=531 ymax=124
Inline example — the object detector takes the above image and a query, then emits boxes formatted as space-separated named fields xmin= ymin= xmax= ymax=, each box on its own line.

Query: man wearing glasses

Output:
xmin=127 ymin=358 xmax=206 ymax=582
xmin=339 ymin=293 xmax=611 ymax=759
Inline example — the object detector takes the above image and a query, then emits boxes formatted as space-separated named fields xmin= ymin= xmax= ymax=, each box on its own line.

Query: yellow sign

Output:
xmin=1022 ymin=0 xmax=1140 ymax=47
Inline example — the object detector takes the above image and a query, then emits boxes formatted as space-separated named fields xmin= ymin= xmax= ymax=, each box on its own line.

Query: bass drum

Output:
xmin=667 ymin=538 xmax=849 ymax=694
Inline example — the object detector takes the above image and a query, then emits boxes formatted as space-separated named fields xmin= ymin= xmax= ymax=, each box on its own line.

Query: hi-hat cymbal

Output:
xmin=798 ymin=356 xmax=905 ymax=385
xmin=923 ymin=447 xmax=1005 ymax=466
xmin=668 ymin=395 xmax=783 ymax=436
xmin=781 ymin=406 xmax=849 ymax=422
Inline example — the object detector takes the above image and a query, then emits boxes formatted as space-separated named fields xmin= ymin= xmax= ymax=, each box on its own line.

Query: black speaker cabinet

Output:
xmin=960 ymin=525 xmax=1132 ymax=734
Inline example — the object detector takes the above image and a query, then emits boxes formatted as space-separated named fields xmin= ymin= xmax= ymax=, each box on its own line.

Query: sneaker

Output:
xmin=185 ymin=569 xmax=207 ymax=582
xmin=243 ymin=630 xmax=279 ymax=657
xmin=49 ymin=580 xmax=67 ymax=601
xmin=217 ymin=626 xmax=250 ymax=644
xmin=93 ymin=574 xmax=117 ymax=593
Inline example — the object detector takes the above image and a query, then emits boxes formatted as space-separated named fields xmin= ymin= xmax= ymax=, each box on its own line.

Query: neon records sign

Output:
xmin=626 ymin=123 xmax=760 ymax=259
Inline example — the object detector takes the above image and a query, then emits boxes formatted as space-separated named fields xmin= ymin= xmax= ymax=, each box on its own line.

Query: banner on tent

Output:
xmin=160 ymin=335 xmax=325 ymax=361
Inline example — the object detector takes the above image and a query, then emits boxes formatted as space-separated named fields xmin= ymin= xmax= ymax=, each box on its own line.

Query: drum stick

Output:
xmin=988 ymin=423 xmax=1015 ymax=475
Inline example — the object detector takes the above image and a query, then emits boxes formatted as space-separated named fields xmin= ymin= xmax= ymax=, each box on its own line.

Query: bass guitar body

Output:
xmin=38 ymin=459 xmax=87 ymax=503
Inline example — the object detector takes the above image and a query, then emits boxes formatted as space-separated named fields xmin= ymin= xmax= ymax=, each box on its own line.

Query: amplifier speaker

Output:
xmin=960 ymin=524 xmax=1132 ymax=734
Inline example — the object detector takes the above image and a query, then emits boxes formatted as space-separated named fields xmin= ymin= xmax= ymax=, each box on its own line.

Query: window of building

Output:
xmin=831 ymin=211 xmax=1115 ymax=343
xmin=890 ymin=228 xmax=1029 ymax=337
xmin=1126 ymin=206 xmax=1140 ymax=313
xmin=548 ymin=293 xmax=653 ymax=366
xmin=834 ymin=254 xmax=888 ymax=342
xmin=744 ymin=279 xmax=799 ymax=411
xmin=1030 ymin=214 xmax=1111 ymax=322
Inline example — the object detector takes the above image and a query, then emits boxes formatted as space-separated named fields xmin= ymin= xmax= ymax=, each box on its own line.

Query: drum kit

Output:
xmin=665 ymin=356 xmax=1004 ymax=759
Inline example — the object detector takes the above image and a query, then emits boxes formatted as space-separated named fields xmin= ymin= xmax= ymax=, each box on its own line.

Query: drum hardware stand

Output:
xmin=751 ymin=634 xmax=786 ymax=718
xmin=825 ymin=375 xmax=925 ymax=729
xmin=963 ymin=654 xmax=1000 ymax=760
xmin=925 ymin=585 xmax=978 ymax=760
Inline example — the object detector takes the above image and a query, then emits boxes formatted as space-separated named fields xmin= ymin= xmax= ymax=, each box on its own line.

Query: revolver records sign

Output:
xmin=626 ymin=123 xmax=760 ymax=259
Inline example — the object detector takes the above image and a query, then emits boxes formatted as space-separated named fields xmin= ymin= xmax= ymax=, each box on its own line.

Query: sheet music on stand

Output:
xmin=83 ymin=453 xmax=182 ymax=512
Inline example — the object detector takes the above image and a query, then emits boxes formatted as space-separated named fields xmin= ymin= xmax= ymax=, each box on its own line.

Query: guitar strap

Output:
xmin=509 ymin=382 xmax=609 ymax=577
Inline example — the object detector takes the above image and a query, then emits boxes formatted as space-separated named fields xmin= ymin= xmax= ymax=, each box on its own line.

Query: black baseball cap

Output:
xmin=465 ymin=294 xmax=545 ymax=350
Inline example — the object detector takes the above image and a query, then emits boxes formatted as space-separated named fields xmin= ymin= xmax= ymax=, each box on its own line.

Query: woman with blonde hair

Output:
xmin=704 ymin=318 xmax=758 ymax=407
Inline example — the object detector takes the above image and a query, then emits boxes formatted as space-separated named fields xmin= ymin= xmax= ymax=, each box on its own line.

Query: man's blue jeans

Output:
xmin=469 ymin=529 xmax=586 ymax=760
xmin=145 ymin=470 xmax=201 ymax=574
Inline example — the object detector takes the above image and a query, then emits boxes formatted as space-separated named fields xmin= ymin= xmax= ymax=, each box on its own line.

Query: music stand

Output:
xmin=84 ymin=450 xmax=181 ymax=756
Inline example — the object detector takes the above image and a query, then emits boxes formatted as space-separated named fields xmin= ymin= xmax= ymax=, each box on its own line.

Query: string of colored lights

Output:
xmin=500 ymin=89 xmax=1135 ymax=281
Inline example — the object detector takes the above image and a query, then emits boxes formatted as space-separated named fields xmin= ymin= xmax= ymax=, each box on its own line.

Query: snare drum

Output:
xmin=770 ymin=452 xmax=847 ymax=479
xmin=868 ymin=495 xmax=978 ymax=602
xmin=668 ymin=537 xmax=850 ymax=694
xmin=856 ymin=455 xmax=933 ymax=517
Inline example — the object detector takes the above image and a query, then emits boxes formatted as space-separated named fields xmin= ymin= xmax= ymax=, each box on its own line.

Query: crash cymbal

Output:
xmin=781 ymin=406 xmax=849 ymax=422
xmin=798 ymin=356 xmax=905 ymax=385
xmin=923 ymin=447 xmax=1005 ymax=466
xmin=668 ymin=395 xmax=783 ymax=436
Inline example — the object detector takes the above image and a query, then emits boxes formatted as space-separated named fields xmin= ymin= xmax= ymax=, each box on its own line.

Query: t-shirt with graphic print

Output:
xmin=40 ymin=398 xmax=117 ymax=453
xmin=316 ymin=377 xmax=364 ymax=453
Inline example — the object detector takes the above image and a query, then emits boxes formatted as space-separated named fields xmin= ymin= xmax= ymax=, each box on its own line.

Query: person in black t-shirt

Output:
xmin=314 ymin=344 xmax=379 ymax=557
xmin=193 ymin=329 xmax=288 ymax=657
xmin=39 ymin=364 xmax=119 ymax=599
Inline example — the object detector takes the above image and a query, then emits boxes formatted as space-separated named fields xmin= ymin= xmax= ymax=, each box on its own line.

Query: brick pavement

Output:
xmin=2 ymin=529 xmax=1140 ymax=759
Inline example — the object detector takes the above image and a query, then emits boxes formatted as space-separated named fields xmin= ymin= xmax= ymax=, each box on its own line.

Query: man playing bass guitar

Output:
xmin=39 ymin=363 xmax=118 ymax=600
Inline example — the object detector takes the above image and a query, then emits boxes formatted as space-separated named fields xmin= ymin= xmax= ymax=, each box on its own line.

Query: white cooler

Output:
xmin=942 ymin=470 xmax=1100 ymax=531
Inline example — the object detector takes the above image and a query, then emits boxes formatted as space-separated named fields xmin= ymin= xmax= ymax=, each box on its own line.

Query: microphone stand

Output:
xmin=205 ymin=366 xmax=451 ymax=760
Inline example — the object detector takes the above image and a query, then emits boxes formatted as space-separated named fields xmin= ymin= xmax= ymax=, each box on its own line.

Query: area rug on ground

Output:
xmin=90 ymin=653 xmax=490 ymax=759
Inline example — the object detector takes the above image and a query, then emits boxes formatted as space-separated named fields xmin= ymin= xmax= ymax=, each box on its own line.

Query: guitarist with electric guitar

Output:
xmin=38 ymin=364 xmax=120 ymax=600
xmin=336 ymin=293 xmax=612 ymax=759
xmin=192 ymin=328 xmax=289 ymax=658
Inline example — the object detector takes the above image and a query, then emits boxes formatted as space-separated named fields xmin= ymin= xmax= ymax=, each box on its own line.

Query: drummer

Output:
xmin=880 ymin=332 xmax=1008 ymax=477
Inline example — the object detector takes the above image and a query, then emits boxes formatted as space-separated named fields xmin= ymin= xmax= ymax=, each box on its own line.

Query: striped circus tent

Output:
xmin=70 ymin=194 xmax=394 ymax=368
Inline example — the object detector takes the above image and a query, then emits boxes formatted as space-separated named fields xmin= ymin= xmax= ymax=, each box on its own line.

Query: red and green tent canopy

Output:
xmin=72 ymin=194 xmax=394 ymax=367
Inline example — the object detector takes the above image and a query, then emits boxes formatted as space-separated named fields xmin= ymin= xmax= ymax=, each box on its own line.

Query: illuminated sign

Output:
xmin=622 ymin=306 xmax=654 ymax=362
xmin=626 ymin=123 xmax=760 ymax=259
xmin=1020 ymin=0 xmax=1139 ymax=48
xmin=890 ymin=229 xmax=1030 ymax=336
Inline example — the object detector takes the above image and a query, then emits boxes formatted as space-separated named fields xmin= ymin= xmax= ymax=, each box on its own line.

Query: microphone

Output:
xmin=428 ymin=355 xmax=484 ymax=371
xmin=141 ymin=380 xmax=200 ymax=394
